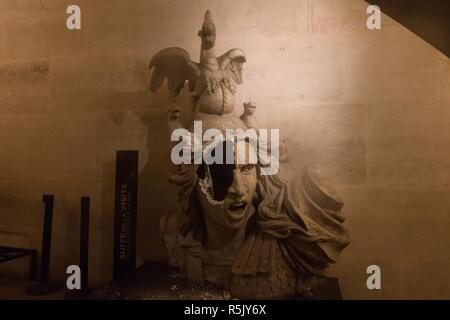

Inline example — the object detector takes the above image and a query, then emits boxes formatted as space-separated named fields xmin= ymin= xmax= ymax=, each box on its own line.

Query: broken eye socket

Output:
xmin=195 ymin=140 xmax=257 ymax=201
xmin=197 ymin=162 xmax=234 ymax=202
xmin=196 ymin=140 xmax=234 ymax=202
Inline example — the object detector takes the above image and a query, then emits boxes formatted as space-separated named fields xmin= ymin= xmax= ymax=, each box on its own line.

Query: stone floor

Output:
xmin=87 ymin=262 xmax=232 ymax=300
xmin=0 ymin=262 xmax=230 ymax=300
xmin=86 ymin=262 xmax=342 ymax=300
xmin=1 ymin=262 xmax=342 ymax=300
xmin=0 ymin=277 xmax=64 ymax=300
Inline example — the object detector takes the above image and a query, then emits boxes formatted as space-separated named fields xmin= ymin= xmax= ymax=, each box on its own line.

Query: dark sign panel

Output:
xmin=113 ymin=151 xmax=138 ymax=279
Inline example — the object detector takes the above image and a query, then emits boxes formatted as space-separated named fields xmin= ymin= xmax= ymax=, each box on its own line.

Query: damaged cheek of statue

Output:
xmin=149 ymin=10 xmax=350 ymax=299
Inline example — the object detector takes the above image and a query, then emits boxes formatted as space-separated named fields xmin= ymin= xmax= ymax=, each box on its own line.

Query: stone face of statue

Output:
xmin=194 ymin=140 xmax=257 ymax=250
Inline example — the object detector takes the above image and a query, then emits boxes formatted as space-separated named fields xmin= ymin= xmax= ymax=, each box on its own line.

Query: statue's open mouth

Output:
xmin=228 ymin=202 xmax=246 ymax=211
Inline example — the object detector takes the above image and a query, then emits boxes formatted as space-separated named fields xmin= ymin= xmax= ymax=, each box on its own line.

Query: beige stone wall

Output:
xmin=0 ymin=0 xmax=448 ymax=299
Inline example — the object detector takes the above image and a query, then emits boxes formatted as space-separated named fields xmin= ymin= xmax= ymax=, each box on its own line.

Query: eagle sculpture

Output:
xmin=149 ymin=10 xmax=246 ymax=115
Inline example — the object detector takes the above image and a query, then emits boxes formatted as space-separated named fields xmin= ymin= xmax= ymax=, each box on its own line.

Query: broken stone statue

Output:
xmin=149 ymin=10 xmax=350 ymax=299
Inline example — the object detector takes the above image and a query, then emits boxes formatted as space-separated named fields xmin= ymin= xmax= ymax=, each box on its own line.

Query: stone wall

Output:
xmin=0 ymin=0 xmax=449 ymax=299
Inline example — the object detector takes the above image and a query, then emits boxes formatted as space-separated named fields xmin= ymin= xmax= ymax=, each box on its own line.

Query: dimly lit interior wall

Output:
xmin=0 ymin=0 xmax=448 ymax=299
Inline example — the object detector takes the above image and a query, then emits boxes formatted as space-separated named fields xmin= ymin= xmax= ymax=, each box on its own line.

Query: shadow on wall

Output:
xmin=96 ymin=87 xmax=190 ymax=269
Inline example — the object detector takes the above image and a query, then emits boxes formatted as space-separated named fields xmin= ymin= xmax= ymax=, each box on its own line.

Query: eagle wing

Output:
xmin=218 ymin=48 xmax=246 ymax=85
xmin=149 ymin=47 xmax=200 ymax=98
